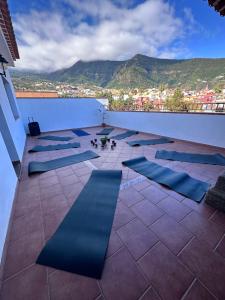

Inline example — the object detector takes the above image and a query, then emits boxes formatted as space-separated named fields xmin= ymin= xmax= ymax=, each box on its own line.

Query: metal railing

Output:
xmin=109 ymin=102 xmax=225 ymax=113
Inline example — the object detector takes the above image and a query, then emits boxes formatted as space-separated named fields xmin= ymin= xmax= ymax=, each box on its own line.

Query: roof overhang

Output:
xmin=208 ymin=0 xmax=225 ymax=16
xmin=0 ymin=27 xmax=14 ymax=66
xmin=0 ymin=0 xmax=19 ymax=65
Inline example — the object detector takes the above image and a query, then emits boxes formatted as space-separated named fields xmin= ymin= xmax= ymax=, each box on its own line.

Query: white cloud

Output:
xmin=13 ymin=0 xmax=192 ymax=72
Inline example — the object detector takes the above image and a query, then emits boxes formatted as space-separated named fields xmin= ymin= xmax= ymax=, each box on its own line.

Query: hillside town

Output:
xmin=13 ymin=77 xmax=225 ymax=113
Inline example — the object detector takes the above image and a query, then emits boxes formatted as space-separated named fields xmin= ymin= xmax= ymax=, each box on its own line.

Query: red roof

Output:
xmin=0 ymin=0 xmax=19 ymax=60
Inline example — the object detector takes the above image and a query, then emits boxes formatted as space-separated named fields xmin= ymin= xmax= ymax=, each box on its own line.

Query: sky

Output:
xmin=8 ymin=0 xmax=225 ymax=72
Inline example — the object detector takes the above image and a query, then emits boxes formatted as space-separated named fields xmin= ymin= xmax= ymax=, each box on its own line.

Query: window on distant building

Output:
xmin=2 ymin=77 xmax=20 ymax=120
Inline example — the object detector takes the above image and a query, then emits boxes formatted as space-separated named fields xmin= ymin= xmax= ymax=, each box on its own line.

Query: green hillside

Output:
xmin=12 ymin=54 xmax=225 ymax=89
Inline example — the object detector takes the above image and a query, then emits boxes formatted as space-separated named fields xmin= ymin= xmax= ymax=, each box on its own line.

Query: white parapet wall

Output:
xmin=0 ymin=132 xmax=17 ymax=263
xmin=18 ymin=98 xmax=103 ymax=133
xmin=106 ymin=111 xmax=225 ymax=148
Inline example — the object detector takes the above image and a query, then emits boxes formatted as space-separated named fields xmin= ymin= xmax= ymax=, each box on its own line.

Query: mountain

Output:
xmin=12 ymin=54 xmax=225 ymax=89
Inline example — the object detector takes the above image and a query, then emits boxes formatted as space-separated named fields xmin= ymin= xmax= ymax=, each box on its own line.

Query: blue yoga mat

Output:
xmin=36 ymin=170 xmax=122 ymax=279
xmin=156 ymin=150 xmax=225 ymax=166
xmin=72 ymin=129 xmax=90 ymax=136
xmin=122 ymin=156 xmax=210 ymax=202
xmin=111 ymin=130 xmax=139 ymax=140
xmin=28 ymin=150 xmax=99 ymax=175
xmin=127 ymin=137 xmax=174 ymax=147
xmin=96 ymin=127 xmax=114 ymax=135
xmin=38 ymin=135 xmax=73 ymax=141
xmin=28 ymin=142 xmax=80 ymax=152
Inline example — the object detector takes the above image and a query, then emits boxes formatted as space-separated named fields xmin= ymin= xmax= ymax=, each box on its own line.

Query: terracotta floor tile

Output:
xmin=133 ymin=180 xmax=151 ymax=192
xmin=210 ymin=210 xmax=225 ymax=227
xmin=55 ymin=166 xmax=74 ymax=177
xmin=63 ymin=182 xmax=84 ymax=204
xmin=181 ymin=198 xmax=215 ymax=219
xmin=48 ymin=270 xmax=100 ymax=300
xmin=131 ymin=200 xmax=164 ymax=226
xmin=139 ymin=242 xmax=194 ymax=300
xmin=10 ymin=207 xmax=43 ymax=242
xmin=100 ymin=247 xmax=148 ymax=300
xmin=140 ymin=185 xmax=168 ymax=204
xmin=3 ymin=128 xmax=225 ymax=299
xmin=106 ymin=230 xmax=123 ymax=258
xmin=178 ymin=237 xmax=225 ymax=299
xmin=14 ymin=195 xmax=40 ymax=219
xmin=58 ymin=174 xmax=80 ymax=187
xmin=117 ymin=218 xmax=158 ymax=260
xmin=150 ymin=214 xmax=193 ymax=255
xmin=139 ymin=287 xmax=161 ymax=300
xmin=180 ymin=211 xmax=224 ymax=248
xmin=157 ymin=196 xmax=192 ymax=222
xmin=41 ymin=193 xmax=68 ymax=215
xmin=215 ymin=235 xmax=225 ymax=259
xmin=40 ymin=183 xmax=63 ymax=200
xmin=39 ymin=175 xmax=59 ymax=188
xmin=183 ymin=280 xmax=216 ymax=300
xmin=43 ymin=204 xmax=69 ymax=240
xmin=119 ymin=186 xmax=144 ymax=207
xmin=113 ymin=202 xmax=136 ymax=230
xmin=0 ymin=265 xmax=48 ymax=300
xmin=3 ymin=231 xmax=43 ymax=279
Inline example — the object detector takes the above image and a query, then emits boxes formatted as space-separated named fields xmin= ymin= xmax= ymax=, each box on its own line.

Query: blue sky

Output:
xmin=8 ymin=0 xmax=225 ymax=71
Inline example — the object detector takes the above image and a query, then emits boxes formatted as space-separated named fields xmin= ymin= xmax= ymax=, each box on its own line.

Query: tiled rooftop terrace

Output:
xmin=1 ymin=126 xmax=225 ymax=300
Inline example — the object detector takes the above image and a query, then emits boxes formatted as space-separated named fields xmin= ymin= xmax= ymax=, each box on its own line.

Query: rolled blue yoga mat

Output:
xmin=127 ymin=137 xmax=174 ymax=147
xmin=36 ymin=170 xmax=122 ymax=279
xmin=72 ymin=129 xmax=90 ymax=136
xmin=155 ymin=150 xmax=225 ymax=166
xmin=29 ymin=142 xmax=80 ymax=152
xmin=38 ymin=135 xmax=73 ymax=141
xmin=28 ymin=150 xmax=99 ymax=175
xmin=122 ymin=156 xmax=210 ymax=202
xmin=111 ymin=130 xmax=139 ymax=140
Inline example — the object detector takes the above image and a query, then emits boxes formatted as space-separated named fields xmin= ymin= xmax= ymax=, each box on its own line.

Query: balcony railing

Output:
xmin=109 ymin=101 xmax=225 ymax=113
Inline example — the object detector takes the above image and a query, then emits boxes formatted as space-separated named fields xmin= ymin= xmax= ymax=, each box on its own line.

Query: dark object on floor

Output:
xmin=111 ymin=130 xmax=139 ymax=140
xmin=28 ymin=118 xmax=41 ymax=136
xmin=28 ymin=142 xmax=80 ymax=153
xmin=38 ymin=135 xmax=73 ymax=141
xmin=28 ymin=150 xmax=99 ymax=175
xmin=72 ymin=129 xmax=90 ymax=136
xmin=36 ymin=170 xmax=122 ymax=279
xmin=122 ymin=156 xmax=210 ymax=202
xmin=155 ymin=150 xmax=225 ymax=166
xmin=205 ymin=172 xmax=225 ymax=212
xmin=96 ymin=127 xmax=114 ymax=135
xmin=94 ymin=139 xmax=97 ymax=142
xmin=91 ymin=140 xmax=94 ymax=145
xmin=128 ymin=137 xmax=174 ymax=147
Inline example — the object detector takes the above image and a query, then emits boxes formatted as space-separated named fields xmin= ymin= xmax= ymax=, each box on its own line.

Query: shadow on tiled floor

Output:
xmin=1 ymin=126 xmax=225 ymax=300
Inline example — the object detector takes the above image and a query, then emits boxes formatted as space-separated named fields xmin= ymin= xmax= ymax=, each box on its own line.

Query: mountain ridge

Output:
xmin=11 ymin=54 xmax=225 ymax=89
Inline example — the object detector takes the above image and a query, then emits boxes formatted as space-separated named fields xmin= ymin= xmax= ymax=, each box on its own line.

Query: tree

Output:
xmin=165 ymin=89 xmax=189 ymax=111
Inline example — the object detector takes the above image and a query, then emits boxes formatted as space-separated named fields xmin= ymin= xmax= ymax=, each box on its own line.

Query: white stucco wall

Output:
xmin=0 ymin=132 xmax=17 ymax=263
xmin=18 ymin=98 xmax=103 ymax=133
xmin=0 ymin=70 xmax=26 ymax=161
xmin=0 ymin=70 xmax=26 ymax=264
xmin=106 ymin=111 xmax=225 ymax=148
